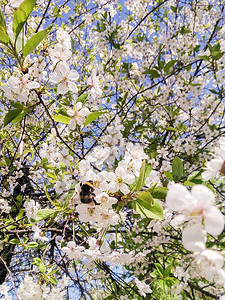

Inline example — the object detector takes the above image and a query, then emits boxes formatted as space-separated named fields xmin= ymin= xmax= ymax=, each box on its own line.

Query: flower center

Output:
xmin=116 ymin=177 xmax=123 ymax=184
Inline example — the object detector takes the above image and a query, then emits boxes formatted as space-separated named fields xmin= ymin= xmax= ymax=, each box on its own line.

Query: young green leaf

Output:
xmin=77 ymin=92 xmax=88 ymax=103
xmin=198 ymin=55 xmax=210 ymax=61
xmin=133 ymin=160 xmax=146 ymax=191
xmin=38 ymin=262 xmax=46 ymax=274
xmin=143 ymin=69 xmax=160 ymax=78
xmin=172 ymin=156 xmax=184 ymax=182
xmin=164 ymin=171 xmax=173 ymax=181
xmin=35 ymin=209 xmax=55 ymax=222
xmin=0 ymin=31 xmax=9 ymax=45
xmin=0 ymin=10 xmax=7 ymax=33
xmin=164 ymin=265 xmax=172 ymax=277
xmin=84 ymin=111 xmax=105 ymax=127
xmin=27 ymin=242 xmax=38 ymax=248
xmin=155 ymin=263 xmax=164 ymax=276
xmin=13 ymin=0 xmax=37 ymax=39
xmin=49 ymin=276 xmax=57 ymax=284
xmin=64 ymin=181 xmax=77 ymax=208
xmin=151 ymin=187 xmax=168 ymax=200
xmin=53 ymin=114 xmax=71 ymax=124
xmin=137 ymin=191 xmax=154 ymax=206
xmin=164 ymin=60 xmax=177 ymax=72
xmin=4 ymin=108 xmax=23 ymax=126
xmin=9 ymin=238 xmax=20 ymax=244
xmin=132 ymin=198 xmax=163 ymax=220
xmin=22 ymin=25 xmax=53 ymax=57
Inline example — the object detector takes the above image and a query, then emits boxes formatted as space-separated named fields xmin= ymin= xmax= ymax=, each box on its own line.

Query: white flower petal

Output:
xmin=204 ymin=206 xmax=224 ymax=236
xmin=115 ymin=166 xmax=126 ymax=177
xmin=57 ymin=82 xmax=68 ymax=94
xmin=199 ymin=249 xmax=224 ymax=270
xmin=166 ymin=183 xmax=195 ymax=212
xmin=123 ymin=174 xmax=135 ymax=185
xmin=26 ymin=81 xmax=40 ymax=89
xmin=108 ymin=181 xmax=119 ymax=193
xmin=57 ymin=61 xmax=69 ymax=74
xmin=68 ymin=70 xmax=79 ymax=81
xmin=68 ymin=81 xmax=78 ymax=93
xmin=120 ymin=183 xmax=130 ymax=195
xmin=191 ymin=185 xmax=215 ymax=210
xmin=182 ymin=223 xmax=206 ymax=252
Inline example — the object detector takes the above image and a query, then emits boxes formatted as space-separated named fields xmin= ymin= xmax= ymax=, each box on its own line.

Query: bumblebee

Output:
xmin=80 ymin=180 xmax=95 ymax=204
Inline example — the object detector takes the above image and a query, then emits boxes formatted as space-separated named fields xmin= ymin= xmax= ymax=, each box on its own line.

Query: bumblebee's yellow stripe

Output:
xmin=83 ymin=181 xmax=94 ymax=188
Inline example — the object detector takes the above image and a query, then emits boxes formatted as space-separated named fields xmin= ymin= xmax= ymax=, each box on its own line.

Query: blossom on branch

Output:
xmin=49 ymin=61 xmax=79 ymax=94
xmin=166 ymin=183 xmax=224 ymax=236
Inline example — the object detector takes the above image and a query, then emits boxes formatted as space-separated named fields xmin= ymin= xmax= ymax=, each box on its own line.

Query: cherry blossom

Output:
xmin=108 ymin=165 xmax=135 ymax=194
xmin=67 ymin=102 xmax=90 ymax=129
xmin=194 ymin=249 xmax=225 ymax=284
xmin=166 ymin=183 xmax=224 ymax=236
xmin=62 ymin=241 xmax=85 ymax=260
xmin=49 ymin=61 xmax=79 ymax=94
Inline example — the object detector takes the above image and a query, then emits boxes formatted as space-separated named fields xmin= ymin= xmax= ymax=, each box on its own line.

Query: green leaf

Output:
xmin=170 ymin=6 xmax=177 ymax=13
xmin=13 ymin=0 xmax=37 ymax=38
xmin=84 ymin=111 xmax=105 ymax=127
xmin=53 ymin=114 xmax=71 ymax=124
xmin=22 ymin=25 xmax=53 ymax=56
xmin=17 ymin=209 xmax=24 ymax=220
xmin=46 ymin=172 xmax=57 ymax=181
xmin=164 ymin=60 xmax=177 ymax=72
xmin=0 ymin=10 xmax=7 ymax=33
xmin=35 ymin=209 xmax=55 ymax=222
xmin=187 ymin=170 xmax=202 ymax=181
xmin=211 ymin=51 xmax=221 ymax=57
xmin=213 ymin=43 xmax=220 ymax=52
xmin=44 ymin=183 xmax=56 ymax=206
xmin=143 ymin=69 xmax=160 ymax=78
xmin=10 ymin=101 xmax=24 ymax=109
xmin=11 ymin=110 xmax=26 ymax=124
xmin=165 ymin=126 xmax=176 ymax=131
xmin=27 ymin=242 xmax=38 ymax=248
xmin=64 ymin=181 xmax=77 ymax=208
xmin=33 ymin=257 xmax=41 ymax=264
xmin=209 ymin=89 xmax=220 ymax=95
xmin=184 ymin=180 xmax=196 ymax=187
xmin=134 ymin=160 xmax=146 ymax=191
xmin=9 ymin=238 xmax=20 ymax=244
xmin=213 ymin=52 xmax=224 ymax=60
xmin=33 ymin=258 xmax=46 ymax=273
xmin=198 ymin=55 xmax=210 ymax=61
xmin=4 ymin=108 xmax=23 ymax=126
xmin=49 ymin=276 xmax=57 ymax=284
xmin=164 ymin=171 xmax=173 ymax=181
xmin=164 ymin=265 xmax=172 ymax=277
xmin=0 ymin=31 xmax=9 ymax=45
xmin=132 ymin=198 xmax=163 ymax=220
xmin=77 ymin=92 xmax=88 ymax=103
xmin=130 ymin=161 xmax=152 ymax=192
xmin=158 ymin=60 xmax=165 ymax=69
xmin=39 ymin=262 xmax=46 ymax=274
xmin=172 ymin=156 xmax=184 ymax=182
xmin=137 ymin=191 xmax=154 ymax=206
xmin=4 ymin=156 xmax=11 ymax=166
xmin=151 ymin=187 xmax=168 ymax=200
xmin=180 ymin=26 xmax=191 ymax=34
xmin=155 ymin=263 xmax=164 ymax=276
xmin=53 ymin=5 xmax=59 ymax=15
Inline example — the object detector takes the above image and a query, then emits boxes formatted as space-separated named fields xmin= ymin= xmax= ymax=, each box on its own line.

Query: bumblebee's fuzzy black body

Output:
xmin=80 ymin=180 xmax=95 ymax=204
